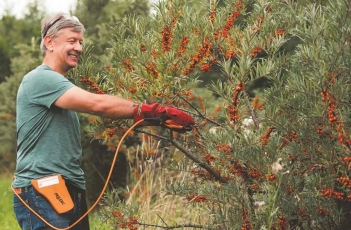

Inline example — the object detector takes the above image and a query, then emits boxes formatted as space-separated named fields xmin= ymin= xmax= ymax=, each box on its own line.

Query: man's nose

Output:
xmin=74 ymin=42 xmax=83 ymax=52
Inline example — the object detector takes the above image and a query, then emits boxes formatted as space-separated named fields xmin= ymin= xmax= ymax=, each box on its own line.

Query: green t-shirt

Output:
xmin=13 ymin=65 xmax=85 ymax=190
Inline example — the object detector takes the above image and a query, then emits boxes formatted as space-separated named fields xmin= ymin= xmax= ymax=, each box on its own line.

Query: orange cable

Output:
xmin=11 ymin=119 xmax=144 ymax=230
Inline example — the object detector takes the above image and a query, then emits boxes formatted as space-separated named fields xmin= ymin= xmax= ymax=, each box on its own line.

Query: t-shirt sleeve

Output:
xmin=23 ymin=69 xmax=75 ymax=108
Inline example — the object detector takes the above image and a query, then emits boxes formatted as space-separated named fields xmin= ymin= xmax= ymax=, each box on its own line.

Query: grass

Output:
xmin=127 ymin=154 xmax=208 ymax=227
xmin=0 ymin=176 xmax=20 ymax=230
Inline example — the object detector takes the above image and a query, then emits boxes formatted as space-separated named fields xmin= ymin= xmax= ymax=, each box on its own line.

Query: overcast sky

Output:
xmin=0 ymin=0 xmax=77 ymax=18
xmin=0 ymin=0 xmax=159 ymax=19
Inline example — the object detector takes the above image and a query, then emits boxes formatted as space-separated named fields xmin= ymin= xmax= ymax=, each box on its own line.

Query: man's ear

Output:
xmin=44 ymin=36 xmax=54 ymax=51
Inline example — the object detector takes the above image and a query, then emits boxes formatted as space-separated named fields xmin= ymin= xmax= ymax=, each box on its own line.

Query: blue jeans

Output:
xmin=13 ymin=185 xmax=84 ymax=230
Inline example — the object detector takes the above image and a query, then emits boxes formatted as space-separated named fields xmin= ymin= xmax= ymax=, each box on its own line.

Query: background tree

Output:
xmin=0 ymin=38 xmax=42 ymax=173
xmin=0 ymin=3 xmax=43 ymax=169
xmin=74 ymin=0 xmax=150 ymax=63
xmin=0 ymin=1 xmax=43 ymax=82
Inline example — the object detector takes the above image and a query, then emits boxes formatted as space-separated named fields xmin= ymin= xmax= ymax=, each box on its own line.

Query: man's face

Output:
xmin=51 ymin=27 xmax=84 ymax=71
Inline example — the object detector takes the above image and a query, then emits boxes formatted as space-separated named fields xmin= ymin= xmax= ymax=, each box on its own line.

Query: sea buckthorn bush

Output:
xmin=71 ymin=0 xmax=351 ymax=229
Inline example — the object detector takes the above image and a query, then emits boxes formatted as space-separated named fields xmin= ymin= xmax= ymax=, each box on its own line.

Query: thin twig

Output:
xmin=177 ymin=94 xmax=224 ymax=128
xmin=243 ymin=90 xmax=259 ymax=129
xmin=137 ymin=222 xmax=205 ymax=229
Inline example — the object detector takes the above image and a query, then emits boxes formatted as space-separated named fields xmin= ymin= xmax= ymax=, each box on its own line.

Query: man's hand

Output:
xmin=133 ymin=103 xmax=195 ymax=133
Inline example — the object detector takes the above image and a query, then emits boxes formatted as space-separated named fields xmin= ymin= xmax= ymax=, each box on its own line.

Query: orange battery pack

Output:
xmin=31 ymin=174 xmax=74 ymax=214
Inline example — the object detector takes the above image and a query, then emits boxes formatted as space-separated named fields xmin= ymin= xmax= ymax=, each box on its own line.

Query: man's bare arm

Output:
xmin=54 ymin=86 xmax=137 ymax=119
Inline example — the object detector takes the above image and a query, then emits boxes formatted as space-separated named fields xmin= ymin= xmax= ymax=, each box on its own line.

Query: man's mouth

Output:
xmin=68 ymin=54 xmax=79 ymax=60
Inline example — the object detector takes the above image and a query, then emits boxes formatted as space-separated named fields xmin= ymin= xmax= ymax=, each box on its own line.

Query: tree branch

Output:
xmin=170 ymin=132 xmax=228 ymax=184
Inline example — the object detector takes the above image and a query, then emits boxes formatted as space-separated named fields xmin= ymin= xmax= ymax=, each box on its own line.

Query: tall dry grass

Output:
xmin=97 ymin=134 xmax=210 ymax=229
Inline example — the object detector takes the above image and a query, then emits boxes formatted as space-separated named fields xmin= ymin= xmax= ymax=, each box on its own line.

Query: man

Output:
xmin=12 ymin=13 xmax=194 ymax=230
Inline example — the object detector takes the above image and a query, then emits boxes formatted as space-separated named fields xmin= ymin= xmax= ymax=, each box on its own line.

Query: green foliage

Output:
xmin=70 ymin=0 xmax=351 ymax=229
xmin=0 ymin=3 xmax=43 ymax=82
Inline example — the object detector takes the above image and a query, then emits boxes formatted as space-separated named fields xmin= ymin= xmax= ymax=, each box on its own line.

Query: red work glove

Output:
xmin=133 ymin=103 xmax=195 ymax=133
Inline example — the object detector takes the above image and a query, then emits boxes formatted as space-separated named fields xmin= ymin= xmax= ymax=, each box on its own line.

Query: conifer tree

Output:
xmin=0 ymin=39 xmax=42 ymax=172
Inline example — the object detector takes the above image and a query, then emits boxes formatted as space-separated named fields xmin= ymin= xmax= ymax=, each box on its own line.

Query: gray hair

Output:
xmin=40 ymin=13 xmax=85 ymax=57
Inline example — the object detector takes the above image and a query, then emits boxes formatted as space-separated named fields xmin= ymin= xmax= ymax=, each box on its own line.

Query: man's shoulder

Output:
xmin=23 ymin=65 xmax=66 ymax=84
xmin=25 ymin=65 xmax=55 ymax=78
